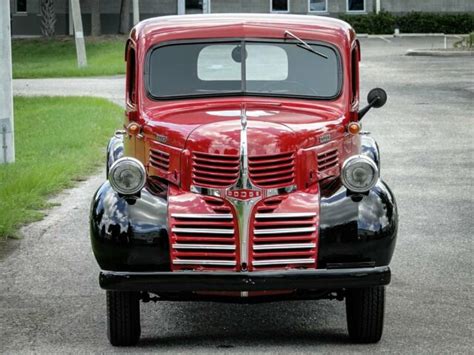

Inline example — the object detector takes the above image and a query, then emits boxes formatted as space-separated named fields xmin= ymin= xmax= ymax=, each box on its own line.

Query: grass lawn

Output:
xmin=0 ymin=96 xmax=122 ymax=238
xmin=12 ymin=36 xmax=126 ymax=78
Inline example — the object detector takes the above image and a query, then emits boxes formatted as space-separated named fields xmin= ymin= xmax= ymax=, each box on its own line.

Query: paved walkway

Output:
xmin=13 ymin=76 xmax=125 ymax=106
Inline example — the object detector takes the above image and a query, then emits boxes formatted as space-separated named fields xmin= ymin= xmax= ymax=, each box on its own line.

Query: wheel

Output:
xmin=345 ymin=286 xmax=385 ymax=343
xmin=106 ymin=291 xmax=141 ymax=346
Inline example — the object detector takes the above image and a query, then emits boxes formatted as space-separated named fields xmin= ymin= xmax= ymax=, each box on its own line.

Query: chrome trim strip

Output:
xmin=255 ymin=212 xmax=317 ymax=219
xmin=253 ymin=243 xmax=316 ymax=250
xmin=173 ymin=259 xmax=236 ymax=266
xmin=172 ymin=228 xmax=234 ymax=235
xmin=190 ymin=184 xmax=297 ymax=198
xmin=235 ymin=106 xmax=251 ymax=266
xmin=254 ymin=227 xmax=317 ymax=235
xmin=238 ymin=106 xmax=250 ymax=189
xmin=265 ymin=184 xmax=297 ymax=197
xmin=190 ymin=185 xmax=222 ymax=197
xmin=252 ymin=258 xmax=316 ymax=266
xmin=171 ymin=213 xmax=233 ymax=220
xmin=172 ymin=244 xmax=236 ymax=250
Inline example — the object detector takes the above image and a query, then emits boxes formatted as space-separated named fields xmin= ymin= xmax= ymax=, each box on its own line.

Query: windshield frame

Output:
xmin=145 ymin=38 xmax=343 ymax=101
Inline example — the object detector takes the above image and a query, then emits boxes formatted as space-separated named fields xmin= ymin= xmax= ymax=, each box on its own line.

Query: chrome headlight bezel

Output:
xmin=341 ymin=155 xmax=379 ymax=193
xmin=108 ymin=157 xmax=146 ymax=195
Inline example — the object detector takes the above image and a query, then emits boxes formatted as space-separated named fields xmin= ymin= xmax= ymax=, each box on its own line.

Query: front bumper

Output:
xmin=99 ymin=266 xmax=390 ymax=292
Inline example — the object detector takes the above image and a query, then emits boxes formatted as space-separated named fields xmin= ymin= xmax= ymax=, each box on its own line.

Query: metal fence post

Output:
xmin=0 ymin=0 xmax=15 ymax=164
xmin=70 ymin=0 xmax=87 ymax=68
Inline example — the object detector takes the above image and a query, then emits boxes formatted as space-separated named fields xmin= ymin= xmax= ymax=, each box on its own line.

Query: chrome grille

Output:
xmin=170 ymin=213 xmax=237 ymax=270
xmin=251 ymin=210 xmax=317 ymax=269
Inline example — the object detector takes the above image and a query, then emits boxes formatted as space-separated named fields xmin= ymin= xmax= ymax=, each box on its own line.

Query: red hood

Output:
xmin=143 ymin=102 xmax=346 ymax=154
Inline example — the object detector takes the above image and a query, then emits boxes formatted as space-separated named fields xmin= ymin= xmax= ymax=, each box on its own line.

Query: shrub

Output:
xmin=339 ymin=12 xmax=474 ymax=35
xmin=454 ymin=32 xmax=474 ymax=48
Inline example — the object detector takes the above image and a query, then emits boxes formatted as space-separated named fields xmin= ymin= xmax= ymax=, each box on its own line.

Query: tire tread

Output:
xmin=106 ymin=291 xmax=141 ymax=346
xmin=346 ymin=286 xmax=385 ymax=343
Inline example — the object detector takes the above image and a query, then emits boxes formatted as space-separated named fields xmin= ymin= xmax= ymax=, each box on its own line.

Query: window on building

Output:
xmin=16 ymin=0 xmax=27 ymax=13
xmin=271 ymin=0 xmax=289 ymax=12
xmin=347 ymin=0 xmax=365 ymax=12
xmin=309 ymin=0 xmax=327 ymax=12
xmin=186 ymin=0 xmax=201 ymax=9
xmin=186 ymin=0 xmax=203 ymax=11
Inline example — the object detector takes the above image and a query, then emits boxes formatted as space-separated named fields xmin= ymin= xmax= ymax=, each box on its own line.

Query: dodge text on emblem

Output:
xmin=226 ymin=189 xmax=262 ymax=201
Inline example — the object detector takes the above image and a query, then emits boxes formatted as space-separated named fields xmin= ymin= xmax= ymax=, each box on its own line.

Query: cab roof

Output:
xmin=132 ymin=14 xmax=356 ymax=45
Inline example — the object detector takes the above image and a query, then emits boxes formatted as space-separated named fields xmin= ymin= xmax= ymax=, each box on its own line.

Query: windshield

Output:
xmin=147 ymin=40 xmax=341 ymax=99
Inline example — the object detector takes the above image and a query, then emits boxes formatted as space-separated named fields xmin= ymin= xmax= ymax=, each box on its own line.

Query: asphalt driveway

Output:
xmin=1 ymin=37 xmax=473 ymax=353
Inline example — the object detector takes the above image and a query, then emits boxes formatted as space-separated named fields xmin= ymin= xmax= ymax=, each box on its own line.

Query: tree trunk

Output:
xmin=119 ymin=0 xmax=130 ymax=34
xmin=40 ymin=0 xmax=56 ymax=38
xmin=91 ymin=0 xmax=101 ymax=36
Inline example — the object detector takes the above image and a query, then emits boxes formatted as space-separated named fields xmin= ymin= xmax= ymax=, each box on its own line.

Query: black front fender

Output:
xmin=89 ymin=181 xmax=170 ymax=271
xmin=318 ymin=180 xmax=398 ymax=267
xmin=361 ymin=135 xmax=380 ymax=168
xmin=106 ymin=134 xmax=124 ymax=178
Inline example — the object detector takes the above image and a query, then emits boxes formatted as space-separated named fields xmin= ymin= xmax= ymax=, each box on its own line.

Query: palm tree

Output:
xmin=40 ymin=0 xmax=56 ymax=38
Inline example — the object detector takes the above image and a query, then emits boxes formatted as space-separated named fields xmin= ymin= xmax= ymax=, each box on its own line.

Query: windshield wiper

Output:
xmin=284 ymin=30 xmax=328 ymax=59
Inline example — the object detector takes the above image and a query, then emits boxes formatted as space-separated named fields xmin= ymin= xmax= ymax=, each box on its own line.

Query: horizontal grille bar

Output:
xmin=149 ymin=149 xmax=170 ymax=170
xmin=172 ymin=244 xmax=236 ymax=250
xmin=171 ymin=214 xmax=233 ymax=220
xmin=172 ymin=259 xmax=237 ymax=266
xmin=252 ymin=258 xmax=315 ymax=266
xmin=253 ymin=243 xmax=316 ymax=250
xmin=172 ymin=228 xmax=235 ymax=235
xmin=318 ymin=149 xmax=338 ymax=170
xmin=248 ymin=152 xmax=295 ymax=188
xmin=255 ymin=213 xmax=317 ymax=219
xmin=192 ymin=152 xmax=240 ymax=188
xmin=254 ymin=227 xmax=317 ymax=235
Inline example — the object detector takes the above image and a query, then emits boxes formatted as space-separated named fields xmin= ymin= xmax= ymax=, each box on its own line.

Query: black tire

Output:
xmin=345 ymin=286 xmax=385 ymax=343
xmin=106 ymin=291 xmax=141 ymax=346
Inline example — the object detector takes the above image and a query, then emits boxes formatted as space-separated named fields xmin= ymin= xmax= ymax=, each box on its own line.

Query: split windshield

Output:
xmin=147 ymin=40 xmax=341 ymax=99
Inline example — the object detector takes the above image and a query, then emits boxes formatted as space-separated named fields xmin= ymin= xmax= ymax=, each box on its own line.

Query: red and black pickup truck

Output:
xmin=90 ymin=14 xmax=398 ymax=346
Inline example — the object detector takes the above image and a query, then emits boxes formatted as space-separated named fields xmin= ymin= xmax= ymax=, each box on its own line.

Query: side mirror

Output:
xmin=358 ymin=88 xmax=387 ymax=120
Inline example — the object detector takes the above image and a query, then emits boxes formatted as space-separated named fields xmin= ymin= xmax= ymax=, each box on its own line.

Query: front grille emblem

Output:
xmin=226 ymin=189 xmax=262 ymax=201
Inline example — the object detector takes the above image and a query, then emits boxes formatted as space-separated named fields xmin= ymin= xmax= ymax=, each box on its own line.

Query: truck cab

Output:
xmin=90 ymin=14 xmax=397 ymax=346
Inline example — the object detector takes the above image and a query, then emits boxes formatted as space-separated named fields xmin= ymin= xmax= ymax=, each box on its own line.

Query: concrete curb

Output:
xmin=406 ymin=49 xmax=473 ymax=57
xmin=357 ymin=33 xmax=466 ymax=39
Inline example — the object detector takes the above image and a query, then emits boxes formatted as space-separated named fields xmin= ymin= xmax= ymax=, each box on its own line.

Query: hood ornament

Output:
xmin=227 ymin=106 xmax=262 ymax=201
xmin=225 ymin=106 xmax=262 ymax=270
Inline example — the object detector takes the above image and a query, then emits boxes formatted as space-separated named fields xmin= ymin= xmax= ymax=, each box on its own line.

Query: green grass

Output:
xmin=12 ymin=37 xmax=126 ymax=78
xmin=0 ymin=96 xmax=122 ymax=238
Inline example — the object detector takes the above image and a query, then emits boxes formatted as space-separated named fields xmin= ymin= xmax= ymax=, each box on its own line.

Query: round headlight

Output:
xmin=109 ymin=157 xmax=146 ymax=195
xmin=341 ymin=155 xmax=379 ymax=193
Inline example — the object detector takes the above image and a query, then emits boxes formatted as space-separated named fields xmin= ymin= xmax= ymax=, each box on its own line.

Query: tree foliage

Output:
xmin=339 ymin=11 xmax=474 ymax=35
